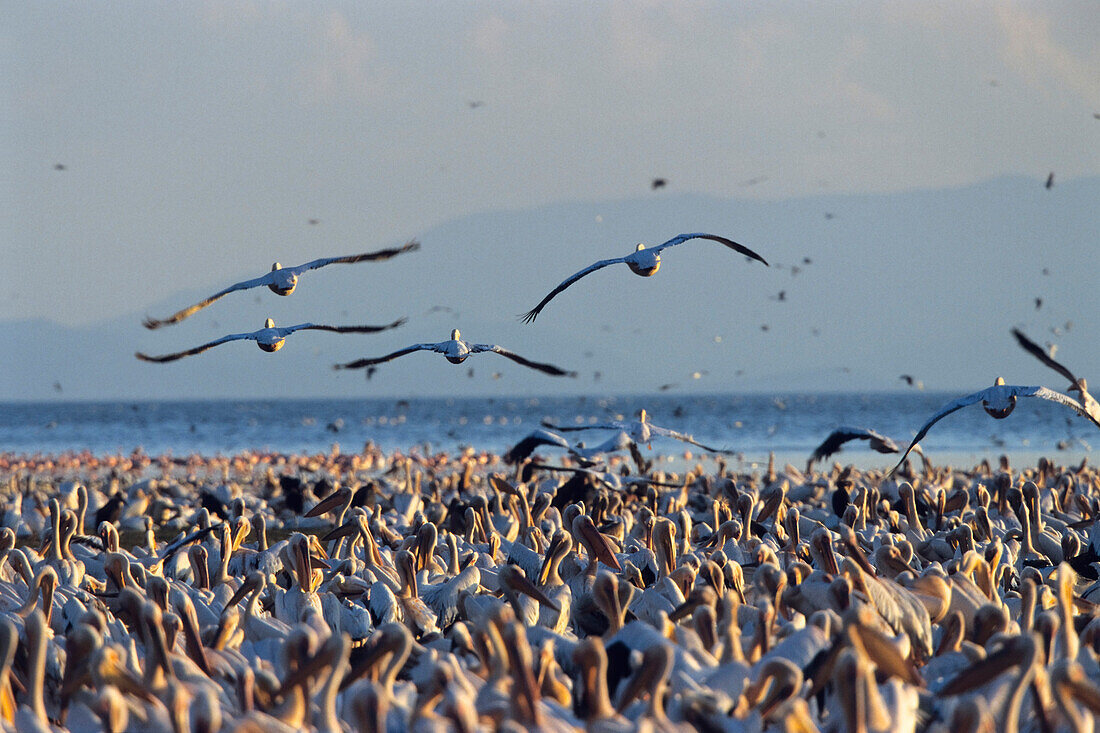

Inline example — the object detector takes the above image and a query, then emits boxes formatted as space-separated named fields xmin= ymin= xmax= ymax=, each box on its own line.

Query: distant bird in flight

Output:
xmin=142 ymin=240 xmax=420 ymax=328
xmin=332 ymin=329 xmax=576 ymax=377
xmin=1012 ymin=328 xmax=1100 ymax=425
xmin=651 ymin=178 xmax=667 ymax=190
xmin=899 ymin=374 xmax=924 ymax=390
xmin=521 ymin=233 xmax=768 ymax=322
xmin=136 ymin=317 xmax=406 ymax=363
xmin=1046 ymin=172 xmax=1055 ymax=189
xmin=806 ymin=426 xmax=899 ymax=472
xmin=53 ymin=163 xmax=66 ymax=171
xmin=890 ymin=377 xmax=1098 ymax=473
xmin=541 ymin=408 xmax=734 ymax=454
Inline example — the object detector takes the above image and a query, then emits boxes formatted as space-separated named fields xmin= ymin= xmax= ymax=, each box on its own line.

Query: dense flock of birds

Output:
xmin=10 ymin=226 xmax=1095 ymax=731
xmin=4 ymin=427 xmax=1100 ymax=732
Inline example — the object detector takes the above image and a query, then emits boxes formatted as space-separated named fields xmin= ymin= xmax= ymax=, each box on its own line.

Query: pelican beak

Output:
xmin=537 ymin=534 xmax=564 ymax=586
xmin=506 ymin=568 xmax=559 ymax=611
xmin=941 ymin=636 xmax=1031 ymax=695
xmin=616 ymin=658 xmax=656 ymax=713
xmin=225 ymin=573 xmax=261 ymax=609
xmin=321 ymin=520 xmax=359 ymax=542
xmin=847 ymin=618 xmax=923 ymax=686
xmin=306 ymin=487 xmax=350 ymax=518
xmin=575 ymin=516 xmax=622 ymax=571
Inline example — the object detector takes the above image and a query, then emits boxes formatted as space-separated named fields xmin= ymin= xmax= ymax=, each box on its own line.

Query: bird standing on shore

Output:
xmin=520 ymin=233 xmax=768 ymax=322
xmin=136 ymin=317 xmax=406 ymax=362
xmin=142 ymin=240 xmax=420 ymax=328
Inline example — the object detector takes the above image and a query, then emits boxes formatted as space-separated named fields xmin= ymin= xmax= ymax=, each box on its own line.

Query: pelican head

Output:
xmin=267 ymin=262 xmax=298 ymax=295
xmin=982 ymin=376 xmax=1016 ymax=419
xmin=450 ymin=328 xmax=461 ymax=341
xmin=627 ymin=243 xmax=661 ymax=276
xmin=264 ymin=318 xmax=276 ymax=329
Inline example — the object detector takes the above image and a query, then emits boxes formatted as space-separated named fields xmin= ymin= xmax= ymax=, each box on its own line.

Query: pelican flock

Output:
xmin=14 ymin=221 xmax=1100 ymax=733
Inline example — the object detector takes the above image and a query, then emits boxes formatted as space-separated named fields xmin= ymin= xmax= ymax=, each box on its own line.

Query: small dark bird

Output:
xmin=651 ymin=178 xmax=667 ymax=190
xmin=467 ymin=100 xmax=485 ymax=109
xmin=52 ymin=381 xmax=63 ymax=393
xmin=53 ymin=163 xmax=66 ymax=171
xmin=1046 ymin=172 xmax=1055 ymax=189
xmin=1035 ymin=297 xmax=1043 ymax=310
xmin=308 ymin=218 xmax=320 ymax=225
xmin=95 ymin=493 xmax=126 ymax=526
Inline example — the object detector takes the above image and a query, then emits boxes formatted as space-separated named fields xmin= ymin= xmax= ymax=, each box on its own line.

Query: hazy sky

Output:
xmin=5 ymin=2 xmax=1100 ymax=398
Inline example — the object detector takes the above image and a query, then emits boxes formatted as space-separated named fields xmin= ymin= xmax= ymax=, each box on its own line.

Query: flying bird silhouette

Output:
xmin=142 ymin=240 xmax=420 ymax=328
xmin=806 ymin=427 xmax=899 ymax=472
xmin=1012 ymin=328 xmax=1100 ymax=426
xmin=890 ymin=377 xmax=1097 ymax=473
xmin=136 ymin=317 xmax=406 ymax=363
xmin=521 ymin=233 xmax=768 ymax=322
xmin=541 ymin=408 xmax=734 ymax=454
xmin=333 ymin=329 xmax=576 ymax=377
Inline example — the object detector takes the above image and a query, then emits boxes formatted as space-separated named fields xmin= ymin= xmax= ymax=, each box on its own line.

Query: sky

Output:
xmin=4 ymin=2 xmax=1100 ymax=399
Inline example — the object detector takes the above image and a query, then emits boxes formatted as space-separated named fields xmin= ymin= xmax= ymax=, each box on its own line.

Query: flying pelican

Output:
xmin=142 ymin=240 xmax=420 ymax=328
xmin=890 ymin=377 xmax=1097 ymax=473
xmin=332 ymin=329 xmax=577 ymax=377
xmin=520 ymin=233 xmax=768 ymax=322
xmin=806 ymin=426 xmax=899 ymax=471
xmin=542 ymin=408 xmax=734 ymax=454
xmin=1011 ymin=328 xmax=1100 ymax=425
xmin=135 ymin=317 xmax=406 ymax=362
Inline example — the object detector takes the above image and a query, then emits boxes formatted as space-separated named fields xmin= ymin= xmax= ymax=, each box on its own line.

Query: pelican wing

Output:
xmin=890 ymin=390 xmax=991 ymax=474
xmin=504 ymin=429 xmax=571 ymax=464
xmin=474 ymin=344 xmax=578 ymax=377
xmin=332 ymin=342 xmax=442 ymax=370
xmin=645 ymin=423 xmax=737 ymax=454
xmin=291 ymin=240 xmax=420 ymax=274
xmin=808 ymin=427 xmax=882 ymax=465
xmin=571 ymin=430 xmax=636 ymax=459
xmin=539 ymin=419 xmax=620 ymax=433
xmin=649 ymin=232 xmax=769 ymax=266
xmin=281 ymin=318 xmax=407 ymax=336
xmin=1027 ymin=386 xmax=1100 ymax=427
xmin=142 ymin=274 xmax=273 ymax=329
xmin=135 ymin=331 xmax=260 ymax=363
xmin=1012 ymin=328 xmax=1078 ymax=385
xmin=520 ymin=257 xmax=627 ymax=323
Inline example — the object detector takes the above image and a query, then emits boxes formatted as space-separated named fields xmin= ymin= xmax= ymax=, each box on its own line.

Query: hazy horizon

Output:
xmin=6 ymin=3 xmax=1098 ymax=401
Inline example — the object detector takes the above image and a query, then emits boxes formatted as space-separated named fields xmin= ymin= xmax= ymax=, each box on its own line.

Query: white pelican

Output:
xmin=136 ymin=317 xmax=406 ymax=362
xmin=1012 ymin=328 xmax=1100 ymax=425
xmin=520 ymin=232 xmax=768 ymax=322
xmin=142 ymin=239 xmax=420 ymax=328
xmin=806 ymin=426 xmax=899 ymax=471
xmin=542 ymin=408 xmax=734 ymax=454
xmin=890 ymin=377 xmax=1097 ymax=472
xmin=333 ymin=328 xmax=577 ymax=377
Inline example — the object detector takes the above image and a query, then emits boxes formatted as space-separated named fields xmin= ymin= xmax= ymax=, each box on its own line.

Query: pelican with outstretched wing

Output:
xmin=143 ymin=240 xmax=420 ymax=328
xmin=520 ymin=233 xmax=768 ymax=322
xmin=136 ymin=317 xmax=405 ymax=362
xmin=890 ymin=377 xmax=1096 ymax=473
xmin=1012 ymin=328 xmax=1100 ymax=425
xmin=542 ymin=408 xmax=734 ymax=454
xmin=333 ymin=329 xmax=576 ymax=377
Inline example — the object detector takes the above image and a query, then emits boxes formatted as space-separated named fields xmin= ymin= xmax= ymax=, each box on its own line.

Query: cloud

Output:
xmin=296 ymin=10 xmax=385 ymax=104
xmin=995 ymin=5 xmax=1100 ymax=107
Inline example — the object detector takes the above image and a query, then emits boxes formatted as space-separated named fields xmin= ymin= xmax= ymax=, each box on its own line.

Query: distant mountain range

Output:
xmin=4 ymin=176 xmax=1097 ymax=401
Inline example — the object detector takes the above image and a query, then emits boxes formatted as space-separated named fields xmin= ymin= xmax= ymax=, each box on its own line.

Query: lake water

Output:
xmin=1 ymin=392 xmax=1093 ymax=471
